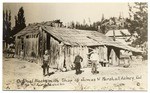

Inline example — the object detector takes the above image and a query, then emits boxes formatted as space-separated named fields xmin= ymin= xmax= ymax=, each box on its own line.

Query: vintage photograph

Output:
xmin=3 ymin=3 xmax=148 ymax=90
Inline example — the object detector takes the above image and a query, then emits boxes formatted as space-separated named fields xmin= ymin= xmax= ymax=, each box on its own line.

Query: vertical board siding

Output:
xmin=15 ymin=38 xmax=22 ymax=57
xmin=57 ymin=43 xmax=64 ymax=70
xmin=24 ymin=35 xmax=38 ymax=59
xmin=64 ymin=46 xmax=88 ymax=70
xmin=81 ymin=46 xmax=88 ymax=68
xmin=49 ymin=37 xmax=60 ymax=68
xmin=15 ymin=34 xmax=39 ymax=59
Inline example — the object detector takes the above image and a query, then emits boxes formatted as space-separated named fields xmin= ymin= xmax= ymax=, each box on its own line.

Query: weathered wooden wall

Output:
xmin=24 ymin=35 xmax=39 ymax=58
xmin=49 ymin=37 xmax=60 ymax=68
xmin=15 ymin=34 xmax=39 ymax=59
xmin=15 ymin=37 xmax=22 ymax=57
xmin=62 ymin=46 xmax=88 ymax=70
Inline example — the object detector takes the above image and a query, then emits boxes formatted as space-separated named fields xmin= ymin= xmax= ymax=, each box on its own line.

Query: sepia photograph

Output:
xmin=2 ymin=2 xmax=148 ymax=91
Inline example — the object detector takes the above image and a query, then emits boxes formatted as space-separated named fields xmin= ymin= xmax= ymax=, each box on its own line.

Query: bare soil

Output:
xmin=3 ymin=57 xmax=147 ymax=90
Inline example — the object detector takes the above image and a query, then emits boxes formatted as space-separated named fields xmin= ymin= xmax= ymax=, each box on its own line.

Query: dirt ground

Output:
xmin=2 ymin=57 xmax=147 ymax=91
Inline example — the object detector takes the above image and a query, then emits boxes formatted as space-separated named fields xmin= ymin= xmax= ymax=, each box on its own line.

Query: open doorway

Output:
xmin=87 ymin=46 xmax=96 ymax=67
xmin=21 ymin=38 xmax=24 ymax=50
xmin=46 ymin=34 xmax=50 ymax=50
xmin=87 ymin=46 xmax=96 ymax=59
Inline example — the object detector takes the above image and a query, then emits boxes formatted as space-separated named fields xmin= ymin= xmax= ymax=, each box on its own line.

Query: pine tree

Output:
xmin=12 ymin=7 xmax=26 ymax=36
xmin=3 ymin=10 xmax=11 ymax=43
xmin=128 ymin=2 xmax=148 ymax=45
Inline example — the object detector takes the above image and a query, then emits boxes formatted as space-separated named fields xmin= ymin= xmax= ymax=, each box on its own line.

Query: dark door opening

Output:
xmin=21 ymin=38 xmax=24 ymax=50
xmin=46 ymin=34 xmax=50 ymax=50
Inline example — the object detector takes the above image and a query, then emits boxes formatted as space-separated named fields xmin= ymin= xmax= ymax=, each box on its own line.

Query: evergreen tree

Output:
xmin=3 ymin=10 xmax=11 ymax=44
xmin=12 ymin=7 xmax=26 ymax=36
xmin=128 ymin=2 xmax=148 ymax=45
xmin=99 ymin=14 xmax=110 ymax=34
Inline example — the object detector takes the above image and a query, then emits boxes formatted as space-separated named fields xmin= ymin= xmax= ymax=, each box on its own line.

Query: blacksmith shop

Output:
xmin=14 ymin=21 xmax=141 ymax=70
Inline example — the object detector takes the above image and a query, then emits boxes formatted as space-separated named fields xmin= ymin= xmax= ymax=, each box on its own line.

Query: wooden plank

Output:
xmin=49 ymin=37 xmax=60 ymax=68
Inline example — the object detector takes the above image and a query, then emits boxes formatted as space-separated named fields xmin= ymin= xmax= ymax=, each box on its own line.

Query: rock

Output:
xmin=61 ymin=68 xmax=67 ymax=72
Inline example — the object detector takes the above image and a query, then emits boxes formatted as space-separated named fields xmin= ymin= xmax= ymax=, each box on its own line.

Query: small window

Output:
xmin=26 ymin=35 xmax=29 ymax=38
xmin=17 ymin=36 xmax=21 ymax=39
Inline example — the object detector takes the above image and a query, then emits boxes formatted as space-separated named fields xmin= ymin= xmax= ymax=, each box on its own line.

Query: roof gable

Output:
xmin=14 ymin=20 xmax=62 ymax=36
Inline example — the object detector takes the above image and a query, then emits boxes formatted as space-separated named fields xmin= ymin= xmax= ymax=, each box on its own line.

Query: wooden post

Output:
xmin=113 ymin=30 xmax=116 ymax=41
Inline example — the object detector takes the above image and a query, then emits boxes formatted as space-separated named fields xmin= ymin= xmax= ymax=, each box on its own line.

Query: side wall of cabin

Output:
xmin=15 ymin=36 xmax=22 ymax=57
xmin=15 ymin=34 xmax=39 ymax=58
xmin=62 ymin=46 xmax=89 ymax=70
xmin=24 ymin=34 xmax=39 ymax=58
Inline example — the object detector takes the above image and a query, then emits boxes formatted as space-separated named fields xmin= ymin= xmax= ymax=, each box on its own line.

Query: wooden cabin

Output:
xmin=14 ymin=21 xmax=138 ymax=70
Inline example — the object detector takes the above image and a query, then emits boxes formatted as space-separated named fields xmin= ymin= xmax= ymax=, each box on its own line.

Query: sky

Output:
xmin=3 ymin=3 xmax=132 ymax=27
